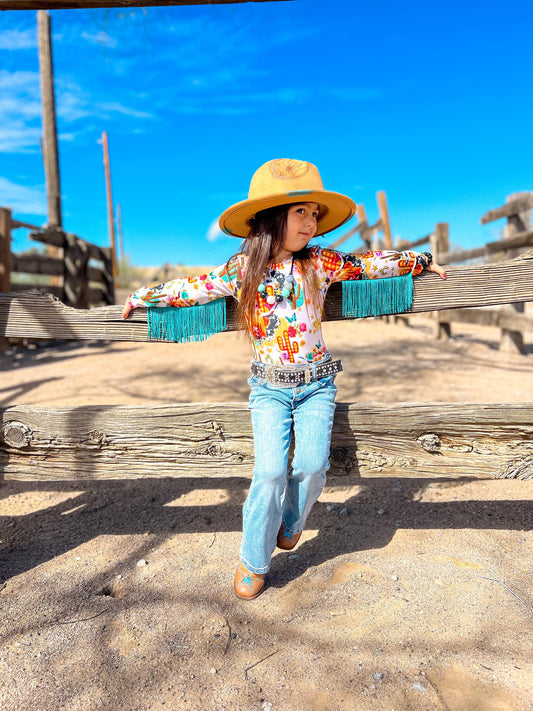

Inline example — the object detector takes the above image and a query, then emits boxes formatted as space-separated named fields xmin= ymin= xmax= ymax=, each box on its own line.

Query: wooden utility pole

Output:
xmin=101 ymin=131 xmax=118 ymax=284
xmin=38 ymin=10 xmax=61 ymax=228
xmin=116 ymin=202 xmax=124 ymax=261
xmin=38 ymin=10 xmax=63 ymax=289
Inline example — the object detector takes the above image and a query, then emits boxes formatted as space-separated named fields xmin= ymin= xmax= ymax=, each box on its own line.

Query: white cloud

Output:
xmin=0 ymin=28 xmax=36 ymax=51
xmin=0 ymin=125 xmax=41 ymax=153
xmin=206 ymin=218 xmax=225 ymax=242
xmin=97 ymin=101 xmax=153 ymax=119
xmin=81 ymin=30 xmax=118 ymax=48
xmin=0 ymin=177 xmax=46 ymax=216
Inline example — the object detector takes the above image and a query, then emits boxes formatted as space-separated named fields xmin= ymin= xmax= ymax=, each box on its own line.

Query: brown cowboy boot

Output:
xmin=234 ymin=562 xmax=265 ymax=600
xmin=276 ymin=525 xmax=302 ymax=550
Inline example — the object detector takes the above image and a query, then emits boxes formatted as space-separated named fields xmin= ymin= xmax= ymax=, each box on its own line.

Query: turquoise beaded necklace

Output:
xmin=257 ymin=256 xmax=295 ymax=307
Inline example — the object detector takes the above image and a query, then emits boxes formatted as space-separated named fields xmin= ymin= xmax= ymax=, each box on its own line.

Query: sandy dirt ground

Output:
xmin=1 ymin=314 xmax=533 ymax=711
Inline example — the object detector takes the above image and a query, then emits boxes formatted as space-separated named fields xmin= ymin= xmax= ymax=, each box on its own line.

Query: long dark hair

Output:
xmin=228 ymin=204 xmax=321 ymax=333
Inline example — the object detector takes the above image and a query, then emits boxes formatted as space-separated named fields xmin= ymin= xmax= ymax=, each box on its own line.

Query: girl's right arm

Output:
xmin=122 ymin=259 xmax=241 ymax=319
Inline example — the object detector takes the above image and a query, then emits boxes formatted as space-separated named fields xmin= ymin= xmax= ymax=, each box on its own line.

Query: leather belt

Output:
xmin=250 ymin=359 xmax=343 ymax=386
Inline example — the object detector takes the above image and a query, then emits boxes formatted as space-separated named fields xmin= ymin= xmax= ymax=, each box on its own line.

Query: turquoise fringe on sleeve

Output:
xmin=342 ymin=275 xmax=413 ymax=319
xmin=146 ymin=299 xmax=227 ymax=343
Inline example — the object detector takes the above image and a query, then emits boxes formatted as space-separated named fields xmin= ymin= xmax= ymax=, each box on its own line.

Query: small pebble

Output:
xmin=373 ymin=672 xmax=384 ymax=681
xmin=210 ymin=668 xmax=217 ymax=674
xmin=261 ymin=703 xmax=273 ymax=711
xmin=377 ymin=508 xmax=386 ymax=515
xmin=288 ymin=553 xmax=300 ymax=560
xmin=339 ymin=507 xmax=350 ymax=515
xmin=412 ymin=682 xmax=426 ymax=693
xmin=391 ymin=575 xmax=399 ymax=581
xmin=326 ymin=504 xmax=337 ymax=512
xmin=136 ymin=559 xmax=148 ymax=567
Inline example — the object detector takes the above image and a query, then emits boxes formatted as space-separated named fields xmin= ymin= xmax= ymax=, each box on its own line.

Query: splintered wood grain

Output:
xmin=1 ymin=403 xmax=532 ymax=481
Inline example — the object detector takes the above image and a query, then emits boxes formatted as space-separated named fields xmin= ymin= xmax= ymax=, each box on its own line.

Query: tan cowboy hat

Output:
xmin=218 ymin=158 xmax=356 ymax=238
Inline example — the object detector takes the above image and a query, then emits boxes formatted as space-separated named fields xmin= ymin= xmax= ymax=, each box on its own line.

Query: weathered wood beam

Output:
xmin=442 ymin=230 xmax=533 ymax=264
xmin=1 ymin=402 xmax=531 ymax=481
xmin=10 ymin=218 xmax=42 ymax=232
xmin=0 ymin=252 xmax=532 ymax=341
xmin=396 ymin=233 xmax=432 ymax=250
xmin=11 ymin=253 xmax=63 ymax=277
xmin=480 ymin=194 xmax=533 ymax=224
xmin=1 ymin=0 xmax=287 ymax=10
xmin=29 ymin=227 xmax=65 ymax=248
xmin=437 ymin=307 xmax=533 ymax=333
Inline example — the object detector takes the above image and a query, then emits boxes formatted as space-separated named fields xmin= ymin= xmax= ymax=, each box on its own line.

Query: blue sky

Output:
xmin=1 ymin=0 xmax=532 ymax=267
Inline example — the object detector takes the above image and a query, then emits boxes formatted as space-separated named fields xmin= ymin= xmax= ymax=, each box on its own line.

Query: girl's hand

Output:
xmin=122 ymin=298 xmax=134 ymax=319
xmin=426 ymin=261 xmax=447 ymax=279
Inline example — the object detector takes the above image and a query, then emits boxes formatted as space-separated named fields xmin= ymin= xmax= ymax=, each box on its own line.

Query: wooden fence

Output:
xmin=0 ymin=207 xmax=115 ymax=309
xmin=336 ymin=193 xmax=533 ymax=354
xmin=1 ymin=249 xmax=532 ymax=482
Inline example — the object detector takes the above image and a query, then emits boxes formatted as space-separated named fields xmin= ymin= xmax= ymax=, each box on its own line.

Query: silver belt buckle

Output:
xmin=266 ymin=365 xmax=276 ymax=385
xmin=304 ymin=368 xmax=311 ymax=384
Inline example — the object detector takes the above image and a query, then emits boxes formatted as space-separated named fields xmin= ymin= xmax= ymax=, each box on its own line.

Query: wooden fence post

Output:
xmin=100 ymin=246 xmax=116 ymax=305
xmin=0 ymin=208 xmax=12 ymax=349
xmin=63 ymin=233 xmax=89 ymax=309
xmin=356 ymin=204 xmax=372 ymax=250
xmin=499 ymin=192 xmax=531 ymax=354
xmin=0 ymin=208 xmax=12 ymax=293
xmin=430 ymin=222 xmax=450 ymax=340
xmin=377 ymin=191 xmax=393 ymax=248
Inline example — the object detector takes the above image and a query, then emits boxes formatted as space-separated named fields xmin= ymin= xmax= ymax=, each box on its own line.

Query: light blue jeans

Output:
xmin=240 ymin=374 xmax=338 ymax=574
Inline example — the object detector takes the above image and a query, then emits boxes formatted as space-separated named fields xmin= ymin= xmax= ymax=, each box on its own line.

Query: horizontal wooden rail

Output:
xmin=0 ymin=251 xmax=531 ymax=341
xmin=10 ymin=218 xmax=42 ymax=231
xmin=441 ymin=230 xmax=533 ymax=264
xmin=480 ymin=194 xmax=533 ymax=224
xmin=0 ymin=0 xmax=287 ymax=9
xmin=12 ymin=253 xmax=63 ymax=277
xmin=1 ymin=402 xmax=531 ymax=481
xmin=396 ymin=234 xmax=432 ymax=250
xmin=437 ymin=307 xmax=533 ymax=333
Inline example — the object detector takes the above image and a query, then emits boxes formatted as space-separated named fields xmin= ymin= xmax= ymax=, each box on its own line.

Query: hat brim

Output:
xmin=218 ymin=190 xmax=356 ymax=238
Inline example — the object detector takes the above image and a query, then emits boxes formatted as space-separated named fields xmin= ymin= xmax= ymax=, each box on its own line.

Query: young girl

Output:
xmin=123 ymin=158 xmax=446 ymax=600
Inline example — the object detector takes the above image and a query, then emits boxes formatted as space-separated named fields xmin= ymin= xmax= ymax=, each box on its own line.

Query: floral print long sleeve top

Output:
xmin=129 ymin=247 xmax=427 ymax=365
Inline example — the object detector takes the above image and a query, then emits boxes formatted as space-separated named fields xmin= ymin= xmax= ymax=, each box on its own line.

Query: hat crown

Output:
xmin=248 ymin=159 xmax=325 ymax=200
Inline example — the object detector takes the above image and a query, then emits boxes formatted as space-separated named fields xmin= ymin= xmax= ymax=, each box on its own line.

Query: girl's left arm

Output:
xmin=328 ymin=249 xmax=446 ymax=282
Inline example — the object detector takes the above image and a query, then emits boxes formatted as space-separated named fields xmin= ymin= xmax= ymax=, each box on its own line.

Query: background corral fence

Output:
xmin=331 ymin=192 xmax=533 ymax=355
xmin=1 ymin=248 xmax=532 ymax=483
xmin=0 ymin=206 xmax=115 ymax=309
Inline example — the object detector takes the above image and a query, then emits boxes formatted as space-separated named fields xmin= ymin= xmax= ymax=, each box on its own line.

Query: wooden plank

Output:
xmin=1 ymin=402 xmax=531 ymax=481
xmin=0 ymin=0 xmax=286 ymax=9
xmin=88 ymin=286 xmax=108 ymax=304
xmin=88 ymin=265 xmax=106 ymax=282
xmin=0 ymin=251 xmax=532 ymax=341
xmin=8 ymin=283 xmax=63 ymax=298
xmin=442 ymin=230 xmax=533 ymax=264
xmin=480 ymin=194 xmax=533 ymax=224
xmin=10 ymin=218 xmax=42 ymax=231
xmin=437 ymin=307 xmax=533 ymax=332
xmin=11 ymin=253 xmax=63 ymax=277
xmin=396 ymin=234 xmax=432 ymax=250
xmin=29 ymin=227 xmax=65 ymax=248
